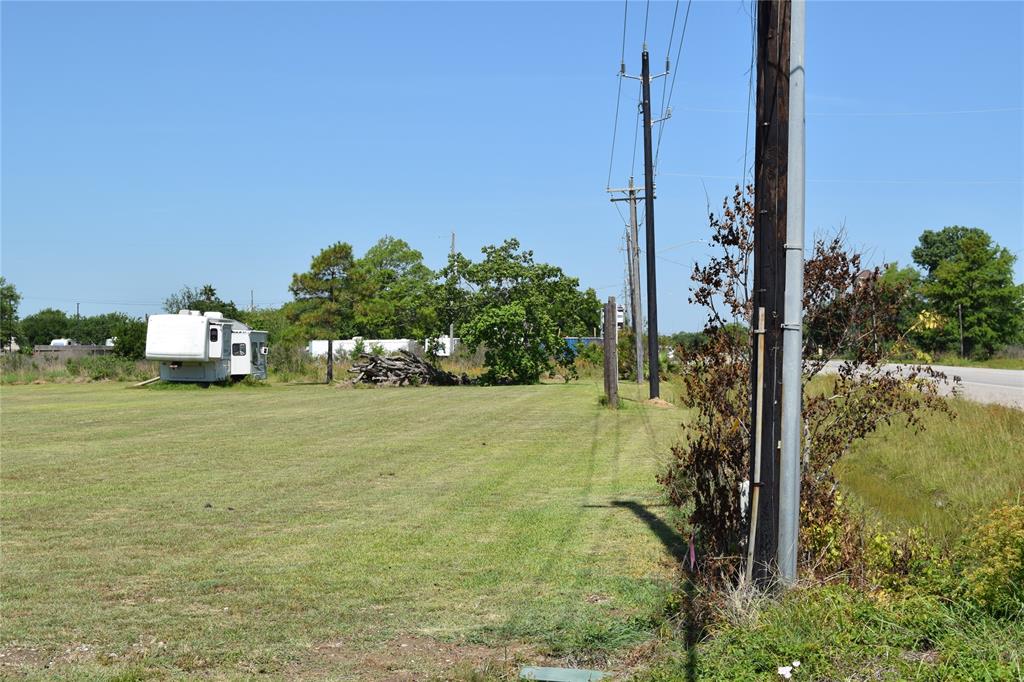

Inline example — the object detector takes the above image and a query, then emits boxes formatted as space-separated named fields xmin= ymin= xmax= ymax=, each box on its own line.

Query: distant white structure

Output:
xmin=425 ymin=335 xmax=459 ymax=357
xmin=307 ymin=337 xmax=421 ymax=358
xmin=306 ymin=336 xmax=460 ymax=358
xmin=146 ymin=310 xmax=268 ymax=383
xmin=49 ymin=338 xmax=76 ymax=346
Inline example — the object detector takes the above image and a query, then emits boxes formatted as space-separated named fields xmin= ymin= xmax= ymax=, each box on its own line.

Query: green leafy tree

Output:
xmin=0 ymin=277 xmax=21 ymax=348
xmin=911 ymin=227 xmax=1023 ymax=358
xmin=288 ymin=242 xmax=358 ymax=382
xmin=71 ymin=312 xmax=130 ymax=345
xmin=351 ymin=236 xmax=439 ymax=338
xmin=20 ymin=308 xmax=71 ymax=346
xmin=443 ymin=238 xmax=599 ymax=385
xmin=163 ymin=284 xmax=241 ymax=319
xmin=112 ymin=318 xmax=148 ymax=360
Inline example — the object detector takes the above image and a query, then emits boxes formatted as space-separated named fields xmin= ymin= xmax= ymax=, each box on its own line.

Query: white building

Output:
xmin=306 ymin=336 xmax=459 ymax=358
xmin=146 ymin=311 xmax=268 ymax=383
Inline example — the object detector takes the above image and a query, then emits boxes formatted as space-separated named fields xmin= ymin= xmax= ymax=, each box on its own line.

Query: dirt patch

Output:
xmin=296 ymin=634 xmax=555 ymax=681
xmin=0 ymin=646 xmax=47 ymax=674
xmin=644 ymin=398 xmax=675 ymax=409
xmin=900 ymin=649 xmax=940 ymax=665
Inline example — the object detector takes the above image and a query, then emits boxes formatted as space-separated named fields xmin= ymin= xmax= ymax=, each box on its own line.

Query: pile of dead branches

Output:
xmin=348 ymin=350 xmax=468 ymax=386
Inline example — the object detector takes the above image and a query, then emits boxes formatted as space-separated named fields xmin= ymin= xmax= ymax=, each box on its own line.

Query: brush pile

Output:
xmin=348 ymin=350 xmax=468 ymax=386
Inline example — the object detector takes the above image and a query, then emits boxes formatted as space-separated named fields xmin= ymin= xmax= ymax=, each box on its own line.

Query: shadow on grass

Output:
xmin=583 ymin=500 xmax=700 ymax=681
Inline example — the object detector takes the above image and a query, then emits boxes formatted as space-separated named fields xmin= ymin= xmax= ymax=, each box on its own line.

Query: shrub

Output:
xmin=268 ymin=341 xmax=325 ymax=383
xmin=957 ymin=504 xmax=1024 ymax=618
xmin=349 ymin=338 xmax=366 ymax=360
xmin=66 ymin=356 xmax=150 ymax=381
xmin=112 ymin=318 xmax=147 ymax=360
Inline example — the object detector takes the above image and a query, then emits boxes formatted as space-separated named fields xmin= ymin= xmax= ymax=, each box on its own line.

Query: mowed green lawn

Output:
xmin=1 ymin=381 xmax=684 ymax=680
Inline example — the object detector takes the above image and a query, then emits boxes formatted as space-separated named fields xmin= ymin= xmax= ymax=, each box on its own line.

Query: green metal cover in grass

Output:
xmin=519 ymin=666 xmax=610 ymax=681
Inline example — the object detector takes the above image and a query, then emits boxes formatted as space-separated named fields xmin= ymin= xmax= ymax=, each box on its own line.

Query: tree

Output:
xmin=350 ymin=236 xmax=440 ymax=339
xmin=911 ymin=227 xmax=1023 ymax=358
xmin=658 ymin=186 xmax=952 ymax=586
xmin=911 ymin=226 xmax=989 ymax=275
xmin=20 ymin=308 xmax=71 ymax=346
xmin=288 ymin=242 xmax=358 ymax=382
xmin=71 ymin=312 xmax=130 ymax=345
xmin=0 ymin=277 xmax=20 ymax=348
xmin=163 ymin=284 xmax=241 ymax=320
xmin=112 ymin=318 xmax=147 ymax=360
xmin=442 ymin=239 xmax=600 ymax=385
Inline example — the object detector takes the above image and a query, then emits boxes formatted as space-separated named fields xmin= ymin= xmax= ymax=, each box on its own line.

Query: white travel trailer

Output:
xmin=146 ymin=311 xmax=268 ymax=383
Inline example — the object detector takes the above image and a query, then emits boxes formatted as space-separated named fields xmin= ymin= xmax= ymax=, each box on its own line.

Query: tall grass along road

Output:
xmin=0 ymin=381 xmax=683 ymax=680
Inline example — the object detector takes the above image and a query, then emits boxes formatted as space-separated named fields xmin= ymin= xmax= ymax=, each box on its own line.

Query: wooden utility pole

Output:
xmin=608 ymin=177 xmax=645 ymax=383
xmin=603 ymin=297 xmax=619 ymax=408
xmin=958 ymin=303 xmax=965 ymax=357
xmin=640 ymin=47 xmax=661 ymax=399
xmin=326 ymin=340 xmax=334 ymax=383
xmin=450 ymin=231 xmax=457 ymax=344
xmin=748 ymin=0 xmax=791 ymax=586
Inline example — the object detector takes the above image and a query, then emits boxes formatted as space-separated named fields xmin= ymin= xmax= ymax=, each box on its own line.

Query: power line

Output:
xmin=674 ymin=105 xmax=1024 ymax=117
xmin=655 ymin=0 xmax=682 ymax=154
xmin=653 ymin=0 xmax=694 ymax=170
xmin=606 ymin=0 xmax=630 ymax=190
xmin=659 ymin=171 xmax=1023 ymax=185
xmin=642 ymin=0 xmax=651 ymax=45
xmin=630 ymin=94 xmax=642 ymax=179
xmin=740 ymin=0 xmax=756 ymax=186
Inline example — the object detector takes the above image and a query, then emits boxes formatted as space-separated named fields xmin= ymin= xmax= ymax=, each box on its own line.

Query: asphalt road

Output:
xmin=822 ymin=361 xmax=1024 ymax=409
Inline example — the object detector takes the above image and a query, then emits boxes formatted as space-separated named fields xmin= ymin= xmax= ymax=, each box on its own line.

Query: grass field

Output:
xmin=1 ymin=380 xmax=685 ymax=680
xmin=837 ymin=399 xmax=1024 ymax=542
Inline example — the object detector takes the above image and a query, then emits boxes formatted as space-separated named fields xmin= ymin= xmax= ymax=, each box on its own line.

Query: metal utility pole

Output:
xmin=748 ymin=0 xmax=791 ymax=587
xmin=778 ymin=0 xmax=805 ymax=586
xmin=608 ymin=177 xmax=645 ymax=383
xmin=640 ymin=46 xmax=661 ymax=399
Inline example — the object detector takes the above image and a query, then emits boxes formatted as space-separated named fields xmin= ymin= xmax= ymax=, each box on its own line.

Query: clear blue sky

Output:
xmin=2 ymin=1 xmax=1021 ymax=332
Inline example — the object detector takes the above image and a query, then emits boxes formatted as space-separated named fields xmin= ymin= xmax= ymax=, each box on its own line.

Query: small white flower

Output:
xmin=778 ymin=666 xmax=793 ymax=679
xmin=792 ymin=660 xmax=801 ymax=668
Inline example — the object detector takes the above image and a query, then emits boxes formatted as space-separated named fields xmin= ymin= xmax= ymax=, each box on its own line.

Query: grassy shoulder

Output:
xmin=1 ymin=380 xmax=686 ymax=680
xmin=837 ymin=399 xmax=1024 ymax=542
xmin=637 ymin=395 xmax=1024 ymax=682
xmin=910 ymin=353 xmax=1024 ymax=370
xmin=641 ymin=582 xmax=1022 ymax=681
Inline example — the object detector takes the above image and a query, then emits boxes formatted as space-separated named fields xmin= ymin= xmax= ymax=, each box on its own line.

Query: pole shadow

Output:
xmin=583 ymin=499 xmax=700 ymax=681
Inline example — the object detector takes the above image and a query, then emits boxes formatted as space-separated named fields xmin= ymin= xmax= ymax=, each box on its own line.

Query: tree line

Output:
xmin=1 ymin=236 xmax=602 ymax=384
xmin=3 ymin=226 xmax=1018 ymax=381
xmin=661 ymin=225 xmax=1022 ymax=361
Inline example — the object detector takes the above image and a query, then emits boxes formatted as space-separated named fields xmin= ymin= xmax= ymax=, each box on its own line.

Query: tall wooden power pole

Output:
xmin=748 ymin=0 xmax=791 ymax=586
xmin=449 ymin=231 xmax=457 ymax=343
xmin=603 ymin=297 xmax=620 ymax=408
xmin=640 ymin=46 xmax=660 ymax=399
xmin=608 ymin=177 xmax=645 ymax=383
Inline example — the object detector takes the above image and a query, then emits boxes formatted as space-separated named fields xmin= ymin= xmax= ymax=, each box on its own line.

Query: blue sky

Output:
xmin=2 ymin=1 xmax=1021 ymax=332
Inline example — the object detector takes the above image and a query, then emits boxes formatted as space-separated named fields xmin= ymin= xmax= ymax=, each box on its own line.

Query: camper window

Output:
xmin=232 ymin=343 xmax=247 ymax=356
xmin=210 ymin=328 xmax=218 ymax=342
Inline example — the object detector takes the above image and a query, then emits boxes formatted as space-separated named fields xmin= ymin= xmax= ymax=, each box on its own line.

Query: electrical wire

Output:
xmin=642 ymin=0 xmax=651 ymax=46
xmin=740 ymin=0 xmax=756 ymax=186
xmin=654 ymin=0 xmax=682 ymax=153
xmin=606 ymin=0 xmax=630 ymax=190
xmin=653 ymin=0 xmax=693 ymax=170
